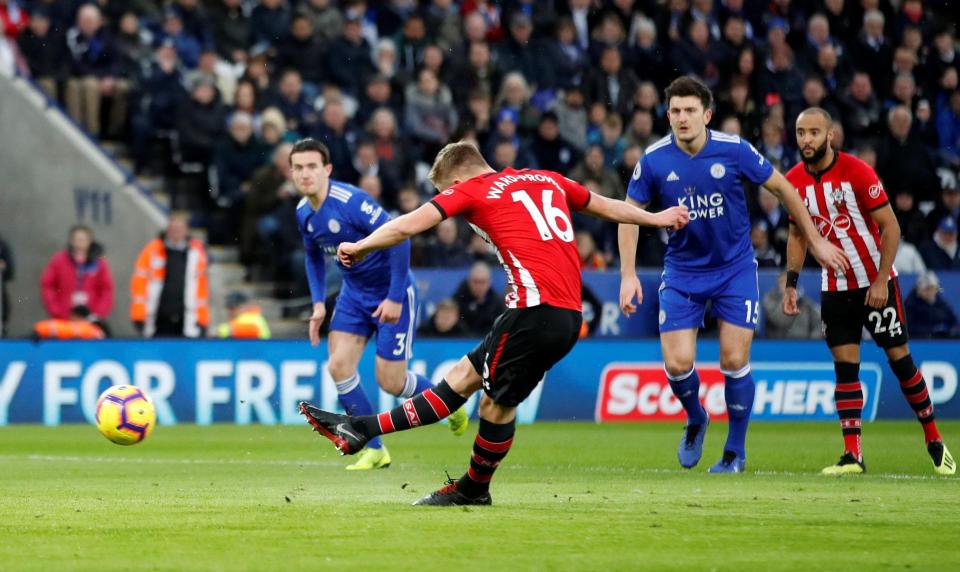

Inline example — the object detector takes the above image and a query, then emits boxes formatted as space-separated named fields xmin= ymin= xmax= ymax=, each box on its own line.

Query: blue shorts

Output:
xmin=658 ymin=258 xmax=759 ymax=333
xmin=330 ymin=281 xmax=418 ymax=361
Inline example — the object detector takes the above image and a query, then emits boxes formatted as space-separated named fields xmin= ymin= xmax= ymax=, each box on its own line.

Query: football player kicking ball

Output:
xmin=618 ymin=77 xmax=849 ymax=473
xmin=784 ymin=108 xmax=955 ymax=476
xmin=299 ymin=141 xmax=689 ymax=505
xmin=291 ymin=138 xmax=469 ymax=471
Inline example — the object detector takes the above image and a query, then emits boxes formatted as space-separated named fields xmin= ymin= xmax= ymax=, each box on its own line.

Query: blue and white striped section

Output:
xmin=710 ymin=130 xmax=741 ymax=144
xmin=645 ymin=135 xmax=673 ymax=155
xmin=329 ymin=185 xmax=352 ymax=203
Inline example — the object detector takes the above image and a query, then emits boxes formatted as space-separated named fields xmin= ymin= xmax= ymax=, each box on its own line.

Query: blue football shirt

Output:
xmin=627 ymin=130 xmax=774 ymax=271
xmin=296 ymin=180 xmax=411 ymax=302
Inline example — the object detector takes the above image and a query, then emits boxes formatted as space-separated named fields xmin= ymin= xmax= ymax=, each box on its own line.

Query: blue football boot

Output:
xmin=678 ymin=417 xmax=710 ymax=468
xmin=707 ymin=450 xmax=746 ymax=473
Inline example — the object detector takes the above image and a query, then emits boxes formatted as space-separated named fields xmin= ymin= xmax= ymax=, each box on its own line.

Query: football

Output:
xmin=94 ymin=385 xmax=156 ymax=446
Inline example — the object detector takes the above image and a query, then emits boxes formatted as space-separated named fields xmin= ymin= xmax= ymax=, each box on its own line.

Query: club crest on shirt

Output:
xmin=830 ymin=186 xmax=845 ymax=205
xmin=710 ymin=163 xmax=726 ymax=179
xmin=632 ymin=161 xmax=642 ymax=180
xmin=868 ymin=183 xmax=883 ymax=199
xmin=328 ymin=219 xmax=341 ymax=233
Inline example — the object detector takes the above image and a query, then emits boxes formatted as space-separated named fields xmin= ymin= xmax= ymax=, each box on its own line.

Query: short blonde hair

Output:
xmin=427 ymin=140 xmax=489 ymax=191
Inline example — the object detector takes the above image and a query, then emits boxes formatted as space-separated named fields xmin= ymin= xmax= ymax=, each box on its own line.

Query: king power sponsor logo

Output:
xmin=596 ymin=362 xmax=888 ymax=422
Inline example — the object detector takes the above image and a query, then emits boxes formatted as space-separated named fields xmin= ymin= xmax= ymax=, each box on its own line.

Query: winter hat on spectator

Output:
xmin=937 ymin=216 xmax=958 ymax=234
xmin=225 ymin=291 xmax=250 ymax=310
xmin=918 ymin=271 xmax=940 ymax=290
xmin=496 ymin=108 xmax=519 ymax=125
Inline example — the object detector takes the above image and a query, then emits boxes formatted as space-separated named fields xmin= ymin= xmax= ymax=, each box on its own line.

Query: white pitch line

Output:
xmin=0 ymin=455 xmax=951 ymax=481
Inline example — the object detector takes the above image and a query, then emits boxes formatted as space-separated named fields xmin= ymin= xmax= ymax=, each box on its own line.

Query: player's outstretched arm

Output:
xmin=338 ymin=203 xmax=443 ymax=267
xmin=783 ymin=222 xmax=807 ymax=317
xmin=762 ymin=170 xmax=849 ymax=274
xmin=615 ymin=196 xmax=648 ymax=317
xmin=585 ymin=193 xmax=689 ymax=229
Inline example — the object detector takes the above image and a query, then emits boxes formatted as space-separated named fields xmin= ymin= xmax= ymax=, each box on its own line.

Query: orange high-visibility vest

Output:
xmin=34 ymin=319 xmax=105 ymax=339
xmin=130 ymin=238 xmax=209 ymax=337
xmin=217 ymin=307 xmax=271 ymax=339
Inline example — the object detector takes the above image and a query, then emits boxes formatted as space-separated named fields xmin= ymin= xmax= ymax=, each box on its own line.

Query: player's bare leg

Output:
xmin=661 ymin=329 xmax=710 ymax=468
xmin=707 ymin=322 xmax=755 ymax=474
xmin=300 ymin=356 xmax=476 ymax=454
xmin=823 ymin=343 xmax=867 ymax=475
xmin=375 ymin=356 xmax=469 ymax=437
xmin=327 ymin=331 xmax=390 ymax=469
xmin=883 ymin=343 xmax=955 ymax=475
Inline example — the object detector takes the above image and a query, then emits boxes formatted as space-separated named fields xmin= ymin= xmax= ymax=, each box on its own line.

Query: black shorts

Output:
xmin=467 ymin=304 xmax=582 ymax=407
xmin=821 ymin=278 xmax=909 ymax=349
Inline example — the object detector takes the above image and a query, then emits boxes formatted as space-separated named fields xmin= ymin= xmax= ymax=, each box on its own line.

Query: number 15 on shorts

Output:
xmin=744 ymin=300 xmax=759 ymax=325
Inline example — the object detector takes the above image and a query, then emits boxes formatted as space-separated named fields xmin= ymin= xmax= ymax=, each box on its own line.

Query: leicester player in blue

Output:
xmin=291 ymin=138 xmax=468 ymax=470
xmin=618 ymin=77 xmax=849 ymax=472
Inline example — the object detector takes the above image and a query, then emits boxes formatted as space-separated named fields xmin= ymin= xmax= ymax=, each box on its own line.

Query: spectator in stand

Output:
xmin=897 ymin=239 xmax=928 ymax=275
xmin=569 ymin=144 xmax=623 ymax=200
xmin=628 ymin=16 xmax=667 ymax=91
xmin=937 ymin=90 xmax=960 ymax=169
xmin=424 ymin=218 xmax=472 ymax=268
xmin=217 ymin=291 xmax=271 ymax=339
xmin=40 ymin=225 xmax=114 ymax=324
xmin=275 ymin=14 xmax=326 ymax=87
xmin=587 ymin=112 xmax=627 ymax=170
xmin=158 ymin=10 xmax=201 ymax=70
xmin=169 ymin=0 xmax=212 ymax=48
xmin=209 ymin=0 xmax=250 ymax=63
xmin=751 ymin=221 xmax=782 ymax=268
xmin=268 ymin=68 xmax=316 ymax=135
xmin=715 ymin=76 xmax=762 ymax=142
xmin=624 ymin=109 xmax=661 ymax=150
xmin=296 ymin=0 xmax=343 ymax=46
xmin=763 ymin=272 xmax=821 ymax=340
xmin=64 ymin=4 xmax=130 ymax=139
xmin=894 ymin=190 xmax=929 ymax=246
xmin=453 ymin=262 xmax=505 ymax=336
xmin=324 ymin=10 xmax=375 ymax=97
xmin=905 ymin=271 xmax=959 ymax=339
xmin=417 ymin=298 xmax=469 ymax=338
xmin=550 ymin=85 xmax=588 ymax=151
xmin=175 ymin=75 xmax=226 ymax=166
xmin=366 ymin=108 xmax=410 ymax=190
xmin=576 ymin=230 xmax=606 ymax=270
xmin=853 ymin=10 xmax=893 ymax=91
xmin=926 ymin=171 xmax=960 ymax=239
xmin=926 ymin=27 xmax=959 ymax=96
xmin=0 ymin=234 xmax=14 ymax=336
xmin=405 ymin=67 xmax=458 ymax=161
xmin=310 ymin=98 xmax=355 ymax=176
xmin=531 ymin=110 xmax=581 ymax=173
xmin=241 ymin=143 xmax=292 ymax=269
xmin=394 ymin=12 xmax=428 ymax=78
xmin=131 ymin=213 xmax=209 ymax=338
xmin=214 ymin=112 xmax=269 ymax=207
xmin=250 ymin=0 xmax=290 ymax=46
xmin=840 ymin=71 xmax=883 ymax=149
xmin=356 ymin=74 xmax=401 ymax=128
xmin=129 ymin=41 xmax=183 ymax=173
xmin=451 ymin=40 xmax=500 ymax=105
xmin=670 ymin=18 xmax=720 ymax=88
xmin=546 ymin=18 xmax=588 ymax=91
xmin=17 ymin=7 xmax=65 ymax=100
xmin=497 ymin=12 xmax=552 ymax=91
xmin=494 ymin=71 xmax=540 ymax=137
xmin=920 ymin=216 xmax=960 ymax=270
xmin=586 ymin=46 xmax=639 ymax=120
xmin=877 ymin=105 xmax=940 ymax=202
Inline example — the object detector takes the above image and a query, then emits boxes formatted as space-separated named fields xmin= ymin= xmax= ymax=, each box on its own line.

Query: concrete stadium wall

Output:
xmin=0 ymin=73 xmax=166 ymax=337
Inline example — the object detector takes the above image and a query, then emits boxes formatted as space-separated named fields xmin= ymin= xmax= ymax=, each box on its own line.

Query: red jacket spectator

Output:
xmin=40 ymin=226 xmax=115 ymax=320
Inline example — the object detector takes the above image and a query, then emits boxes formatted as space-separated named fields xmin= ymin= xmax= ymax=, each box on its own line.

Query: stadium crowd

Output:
xmin=1 ymin=0 xmax=959 ymax=338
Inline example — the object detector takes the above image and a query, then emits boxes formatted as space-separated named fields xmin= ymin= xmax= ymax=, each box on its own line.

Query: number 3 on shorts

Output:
xmin=392 ymin=333 xmax=407 ymax=356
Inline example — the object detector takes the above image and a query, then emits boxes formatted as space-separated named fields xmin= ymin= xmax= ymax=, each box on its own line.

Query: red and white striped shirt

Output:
xmin=430 ymin=168 xmax=590 ymax=312
xmin=785 ymin=152 xmax=896 ymax=292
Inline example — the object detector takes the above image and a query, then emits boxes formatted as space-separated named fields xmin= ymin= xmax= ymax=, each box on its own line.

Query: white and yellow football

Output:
xmin=95 ymin=385 xmax=156 ymax=445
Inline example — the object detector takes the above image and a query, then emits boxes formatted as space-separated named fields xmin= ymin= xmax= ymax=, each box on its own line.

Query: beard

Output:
xmin=800 ymin=139 xmax=829 ymax=165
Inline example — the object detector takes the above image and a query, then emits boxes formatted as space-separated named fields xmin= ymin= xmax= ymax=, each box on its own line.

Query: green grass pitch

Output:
xmin=1 ymin=421 xmax=957 ymax=571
